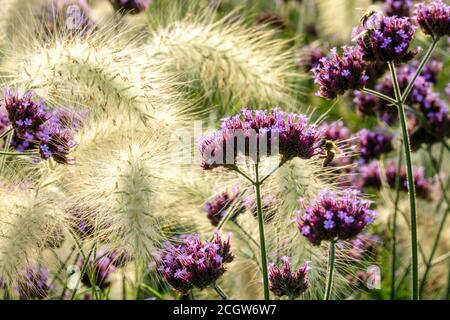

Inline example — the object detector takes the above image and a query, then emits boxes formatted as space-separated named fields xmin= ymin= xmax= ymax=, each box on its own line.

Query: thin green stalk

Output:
xmin=140 ymin=283 xmax=165 ymax=300
xmin=361 ymin=88 xmax=397 ymax=105
xmin=419 ymin=151 xmax=450 ymax=294
xmin=70 ymin=245 xmax=95 ymax=300
xmin=390 ymin=144 xmax=403 ymax=300
xmin=446 ymin=258 xmax=450 ymax=300
xmin=388 ymin=61 xmax=419 ymax=300
xmin=401 ymin=38 xmax=439 ymax=104
xmin=213 ymin=283 xmax=229 ymax=300
xmin=259 ymin=160 xmax=286 ymax=185
xmin=254 ymin=163 xmax=270 ymax=300
xmin=324 ymin=240 xmax=336 ymax=300
xmin=0 ymin=151 xmax=37 ymax=156
xmin=232 ymin=220 xmax=259 ymax=248
xmin=122 ymin=271 xmax=127 ymax=300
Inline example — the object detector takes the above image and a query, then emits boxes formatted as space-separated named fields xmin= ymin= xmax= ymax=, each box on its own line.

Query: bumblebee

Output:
xmin=316 ymin=139 xmax=341 ymax=167
xmin=352 ymin=9 xmax=379 ymax=43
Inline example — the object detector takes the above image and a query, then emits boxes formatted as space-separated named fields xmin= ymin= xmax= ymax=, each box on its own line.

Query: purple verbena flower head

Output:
xmin=198 ymin=109 xmax=324 ymax=169
xmin=16 ymin=265 xmax=52 ymax=300
xmin=110 ymin=0 xmax=152 ymax=14
xmin=353 ymin=90 xmax=379 ymax=117
xmin=157 ymin=232 xmax=233 ymax=294
xmin=414 ymin=0 xmax=450 ymax=38
xmin=202 ymin=189 xmax=244 ymax=226
xmin=356 ymin=128 xmax=394 ymax=161
xmin=296 ymin=189 xmax=376 ymax=246
xmin=78 ymin=250 xmax=117 ymax=290
xmin=2 ymin=90 xmax=76 ymax=164
xmin=410 ymin=92 xmax=450 ymax=148
xmin=347 ymin=233 xmax=383 ymax=260
xmin=39 ymin=0 xmax=96 ymax=36
xmin=297 ymin=45 xmax=327 ymax=72
xmin=319 ymin=120 xmax=350 ymax=141
xmin=269 ymin=256 xmax=309 ymax=298
xmin=356 ymin=160 xmax=382 ymax=189
xmin=353 ymin=14 xmax=418 ymax=63
xmin=411 ymin=59 xmax=443 ymax=84
xmin=383 ymin=0 xmax=413 ymax=17
xmin=0 ymin=107 xmax=9 ymax=135
xmin=385 ymin=160 xmax=435 ymax=199
xmin=312 ymin=46 xmax=369 ymax=100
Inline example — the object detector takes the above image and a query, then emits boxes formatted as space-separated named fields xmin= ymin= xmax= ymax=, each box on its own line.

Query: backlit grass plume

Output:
xmin=145 ymin=1 xmax=300 ymax=115
xmin=0 ymin=14 xmax=187 ymax=128
xmin=0 ymin=183 xmax=62 ymax=288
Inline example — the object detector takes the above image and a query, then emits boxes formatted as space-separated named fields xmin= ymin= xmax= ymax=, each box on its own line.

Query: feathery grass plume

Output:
xmin=55 ymin=117 xmax=189 ymax=264
xmin=144 ymin=1 xmax=301 ymax=115
xmin=0 ymin=183 xmax=63 ymax=289
xmin=316 ymin=0 xmax=375 ymax=43
xmin=0 ymin=15 xmax=189 ymax=129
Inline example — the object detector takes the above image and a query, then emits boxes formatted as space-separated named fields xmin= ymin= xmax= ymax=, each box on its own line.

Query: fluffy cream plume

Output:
xmin=144 ymin=1 xmax=300 ymax=115
xmin=0 ymin=14 xmax=189 ymax=128
xmin=53 ymin=117 xmax=191 ymax=263
xmin=317 ymin=0 xmax=375 ymax=43
xmin=0 ymin=183 xmax=63 ymax=286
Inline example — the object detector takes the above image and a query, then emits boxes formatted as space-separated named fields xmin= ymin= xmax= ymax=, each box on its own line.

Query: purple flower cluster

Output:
xmin=411 ymin=59 xmax=443 ymax=84
xmin=198 ymin=109 xmax=324 ymax=170
xmin=202 ymin=189 xmax=244 ymax=226
xmin=297 ymin=189 xmax=376 ymax=246
xmin=346 ymin=233 xmax=382 ymax=260
xmin=2 ymin=90 xmax=76 ymax=164
xmin=157 ymin=232 xmax=233 ymax=294
xmin=78 ymin=250 xmax=117 ymax=290
xmin=0 ymin=107 xmax=8 ymax=135
xmin=39 ymin=0 xmax=96 ymax=36
xmin=268 ymin=256 xmax=309 ymax=299
xmin=320 ymin=120 xmax=350 ymax=141
xmin=385 ymin=160 xmax=435 ymax=199
xmin=356 ymin=128 xmax=394 ymax=162
xmin=312 ymin=46 xmax=369 ymax=99
xmin=110 ymin=0 xmax=152 ymax=14
xmin=353 ymin=90 xmax=379 ymax=117
xmin=16 ymin=265 xmax=52 ymax=300
xmin=297 ymin=45 xmax=326 ymax=72
xmin=383 ymin=0 xmax=413 ymax=17
xmin=414 ymin=0 xmax=450 ymax=38
xmin=353 ymin=15 xmax=417 ymax=63
xmin=356 ymin=160 xmax=434 ymax=199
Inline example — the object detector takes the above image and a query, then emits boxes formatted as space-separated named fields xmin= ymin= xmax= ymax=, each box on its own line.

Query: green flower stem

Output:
xmin=259 ymin=159 xmax=286 ymax=185
xmin=361 ymin=88 xmax=397 ymax=105
xmin=0 ymin=151 xmax=37 ymax=156
xmin=324 ymin=240 xmax=336 ymax=300
xmin=446 ymin=258 xmax=450 ymax=300
xmin=401 ymin=37 xmax=439 ymax=104
xmin=70 ymin=245 xmax=96 ymax=300
xmin=213 ymin=283 xmax=229 ymax=300
xmin=254 ymin=163 xmax=270 ymax=300
xmin=388 ymin=61 xmax=419 ymax=300
xmin=232 ymin=220 xmax=260 ymax=248
xmin=419 ymin=151 xmax=450 ymax=295
xmin=390 ymin=144 xmax=403 ymax=300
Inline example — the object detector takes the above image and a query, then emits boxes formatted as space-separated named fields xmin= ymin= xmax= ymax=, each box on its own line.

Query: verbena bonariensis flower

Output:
xmin=297 ymin=45 xmax=326 ymax=72
xmin=356 ymin=128 xmax=394 ymax=161
xmin=386 ymin=160 xmax=434 ymax=199
xmin=202 ymin=189 xmax=244 ymax=226
xmin=346 ymin=233 xmax=382 ymax=260
xmin=410 ymin=92 xmax=450 ymax=148
xmin=198 ymin=109 xmax=324 ymax=170
xmin=353 ymin=14 xmax=418 ymax=63
xmin=383 ymin=0 xmax=413 ymax=17
xmin=16 ymin=265 xmax=52 ymax=300
xmin=320 ymin=120 xmax=350 ymax=141
xmin=414 ymin=0 xmax=450 ymax=38
xmin=39 ymin=0 xmax=96 ymax=36
xmin=356 ymin=160 xmax=434 ymax=199
xmin=411 ymin=59 xmax=443 ymax=84
xmin=110 ymin=0 xmax=152 ymax=14
xmin=157 ymin=232 xmax=233 ymax=294
xmin=268 ymin=256 xmax=309 ymax=299
xmin=0 ymin=107 xmax=9 ymax=135
xmin=354 ymin=90 xmax=379 ymax=117
xmin=2 ymin=90 xmax=76 ymax=164
xmin=312 ymin=46 xmax=369 ymax=99
xmin=78 ymin=251 xmax=117 ymax=290
xmin=297 ymin=189 xmax=376 ymax=246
